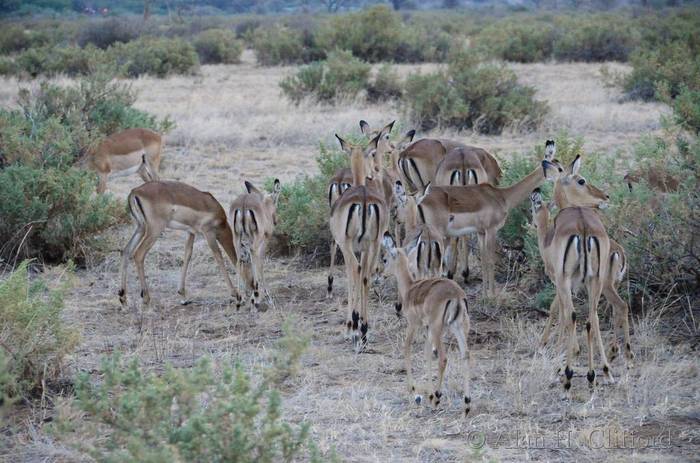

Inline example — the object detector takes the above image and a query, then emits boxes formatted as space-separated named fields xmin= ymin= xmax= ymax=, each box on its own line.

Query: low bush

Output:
xmin=667 ymin=86 xmax=700 ymax=134
xmin=55 ymin=324 xmax=322 ymax=462
xmin=0 ymin=261 xmax=78 ymax=402
xmin=270 ymin=143 xmax=347 ymax=253
xmin=0 ymin=25 xmax=50 ymax=54
xmin=0 ymin=71 xmax=170 ymax=262
xmin=194 ymin=28 xmax=243 ymax=64
xmin=621 ymin=42 xmax=700 ymax=101
xmin=5 ymin=45 xmax=107 ymax=78
xmin=404 ymin=50 xmax=547 ymax=133
xmin=367 ymin=64 xmax=403 ymax=101
xmin=109 ymin=37 xmax=200 ymax=78
xmin=552 ymin=16 xmax=640 ymax=62
xmin=476 ymin=20 xmax=555 ymax=63
xmin=280 ymin=50 xmax=370 ymax=104
xmin=252 ymin=26 xmax=323 ymax=66
xmin=76 ymin=18 xmax=143 ymax=49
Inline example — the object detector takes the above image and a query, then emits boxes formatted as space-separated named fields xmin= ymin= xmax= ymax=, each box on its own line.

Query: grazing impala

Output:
xmin=230 ymin=179 xmax=281 ymax=309
xmin=88 ymin=128 xmax=164 ymax=194
xmin=417 ymin=146 xmax=561 ymax=298
xmin=434 ymin=145 xmax=503 ymax=283
xmin=119 ymin=179 xmax=241 ymax=308
xmin=381 ymin=233 xmax=472 ymax=415
xmin=330 ymin=133 xmax=388 ymax=350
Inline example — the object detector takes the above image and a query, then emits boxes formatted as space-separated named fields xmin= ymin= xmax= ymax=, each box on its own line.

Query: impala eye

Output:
xmin=578 ymin=178 xmax=586 ymax=185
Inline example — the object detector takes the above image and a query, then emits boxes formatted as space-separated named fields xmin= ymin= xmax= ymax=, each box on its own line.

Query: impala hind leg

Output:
xmin=450 ymin=313 xmax=472 ymax=416
xmin=404 ymin=323 xmax=420 ymax=404
xmin=556 ymin=277 xmax=577 ymax=392
xmin=460 ymin=236 xmax=470 ymax=284
xmin=603 ymin=283 xmax=634 ymax=364
xmin=177 ymin=233 xmax=195 ymax=303
xmin=328 ymin=242 xmax=338 ymax=299
xmin=587 ymin=278 xmax=614 ymax=385
xmin=132 ymin=229 xmax=161 ymax=306
xmin=119 ymin=224 xmax=145 ymax=307
xmin=541 ymin=296 xmax=558 ymax=348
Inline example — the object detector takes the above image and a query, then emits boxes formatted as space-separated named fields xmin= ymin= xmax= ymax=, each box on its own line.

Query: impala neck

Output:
xmin=553 ymin=181 xmax=573 ymax=209
xmin=394 ymin=252 xmax=415 ymax=303
xmin=503 ymin=166 xmax=546 ymax=211
xmin=218 ymin=224 xmax=238 ymax=265
xmin=532 ymin=207 xmax=550 ymax=252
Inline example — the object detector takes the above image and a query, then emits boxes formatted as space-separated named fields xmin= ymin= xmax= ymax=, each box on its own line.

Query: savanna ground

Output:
xmin=2 ymin=52 xmax=698 ymax=462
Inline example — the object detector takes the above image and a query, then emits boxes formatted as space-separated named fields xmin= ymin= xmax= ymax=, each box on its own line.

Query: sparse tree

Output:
xmin=319 ymin=0 xmax=346 ymax=12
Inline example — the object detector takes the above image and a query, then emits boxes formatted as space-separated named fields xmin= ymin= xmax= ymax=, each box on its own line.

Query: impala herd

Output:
xmin=89 ymin=120 xmax=634 ymax=416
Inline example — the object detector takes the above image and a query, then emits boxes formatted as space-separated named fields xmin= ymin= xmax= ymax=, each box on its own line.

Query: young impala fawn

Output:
xmin=382 ymin=233 xmax=472 ymax=415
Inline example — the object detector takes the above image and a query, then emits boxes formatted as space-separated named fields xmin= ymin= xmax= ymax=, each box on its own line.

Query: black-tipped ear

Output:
xmin=570 ymin=154 xmax=581 ymax=175
xmin=273 ymin=178 xmax=281 ymax=191
xmin=533 ymin=187 xmax=541 ymax=194
xmin=383 ymin=120 xmax=396 ymax=134
xmin=244 ymin=180 xmax=254 ymax=194
xmin=336 ymin=134 xmax=351 ymax=153
xmin=359 ymin=120 xmax=371 ymax=136
xmin=406 ymin=129 xmax=416 ymax=141
xmin=368 ymin=132 xmax=381 ymax=151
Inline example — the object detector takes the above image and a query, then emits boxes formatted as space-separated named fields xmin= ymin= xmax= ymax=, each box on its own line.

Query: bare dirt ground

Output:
xmin=3 ymin=57 xmax=698 ymax=462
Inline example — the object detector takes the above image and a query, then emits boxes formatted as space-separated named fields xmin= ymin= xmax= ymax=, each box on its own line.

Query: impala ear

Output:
xmin=569 ymin=155 xmax=581 ymax=175
xmin=416 ymin=182 xmax=432 ymax=205
xmin=541 ymin=160 xmax=558 ymax=181
xmin=544 ymin=139 xmax=556 ymax=161
xmin=397 ymin=129 xmax=416 ymax=151
xmin=530 ymin=188 xmax=543 ymax=206
xmin=336 ymin=134 xmax=352 ymax=154
xmin=367 ymin=132 xmax=381 ymax=152
xmin=244 ymin=180 xmax=255 ymax=194
xmin=359 ymin=120 xmax=371 ymax=137
xmin=381 ymin=120 xmax=395 ymax=135
xmin=394 ymin=180 xmax=407 ymax=203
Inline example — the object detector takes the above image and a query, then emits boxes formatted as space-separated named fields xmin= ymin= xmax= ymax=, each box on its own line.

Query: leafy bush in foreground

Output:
xmin=0 ymin=261 xmax=78 ymax=402
xmin=280 ymin=50 xmax=370 ymax=104
xmin=194 ymin=28 xmax=243 ymax=64
xmin=55 ymin=323 xmax=321 ymax=462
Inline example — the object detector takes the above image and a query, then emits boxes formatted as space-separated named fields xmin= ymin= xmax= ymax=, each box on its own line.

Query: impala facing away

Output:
xmin=330 ymin=134 xmax=388 ymax=350
xmin=382 ymin=233 xmax=472 ymax=415
xmin=433 ymin=145 xmax=503 ymax=283
xmin=230 ymin=179 xmax=281 ymax=309
xmin=88 ymin=128 xmax=164 ymax=194
xmin=119 ymin=178 xmax=241 ymax=308
xmin=417 ymin=147 xmax=561 ymax=298
xmin=531 ymin=151 xmax=633 ymax=369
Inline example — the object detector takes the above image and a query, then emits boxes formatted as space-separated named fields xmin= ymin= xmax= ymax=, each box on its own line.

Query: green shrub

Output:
xmin=7 ymin=45 xmax=107 ymax=78
xmin=280 ymin=50 xmax=370 ymax=104
xmin=0 ymin=165 xmax=125 ymax=262
xmin=194 ymin=28 xmax=243 ymax=64
xmin=367 ymin=64 xmax=403 ymax=101
xmin=109 ymin=37 xmax=200 ymax=78
xmin=0 ymin=71 xmax=170 ymax=262
xmin=552 ymin=16 xmax=640 ymax=62
xmin=0 ymin=25 xmax=50 ymax=54
xmin=404 ymin=51 xmax=547 ymax=133
xmin=316 ymin=5 xmax=402 ymax=63
xmin=77 ymin=18 xmax=143 ymax=49
xmin=668 ymin=86 xmax=700 ymax=134
xmin=252 ymin=26 xmax=323 ymax=66
xmin=476 ymin=20 xmax=555 ymax=63
xmin=0 ymin=261 xmax=78 ymax=402
xmin=622 ymin=42 xmax=700 ymax=101
xmin=55 ymin=326 xmax=321 ymax=462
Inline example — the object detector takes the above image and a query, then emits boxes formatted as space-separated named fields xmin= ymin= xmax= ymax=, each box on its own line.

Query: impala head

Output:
xmin=381 ymin=232 xmax=406 ymax=273
xmin=544 ymin=139 xmax=556 ymax=161
xmin=336 ymin=133 xmax=380 ymax=183
xmin=555 ymin=155 xmax=609 ymax=209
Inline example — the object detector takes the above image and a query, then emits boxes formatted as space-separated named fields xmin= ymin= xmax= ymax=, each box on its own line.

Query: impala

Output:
xmin=398 ymin=138 xmax=500 ymax=194
xmin=382 ymin=233 xmax=472 ymax=415
xmin=230 ymin=179 xmax=281 ymax=309
xmin=88 ymin=128 xmax=164 ymax=194
xmin=119 ymin=178 xmax=241 ymax=308
xmin=532 ymin=152 xmax=633 ymax=367
xmin=417 ymin=146 xmax=561 ymax=298
xmin=434 ymin=145 xmax=503 ymax=283
xmin=330 ymin=133 xmax=388 ymax=350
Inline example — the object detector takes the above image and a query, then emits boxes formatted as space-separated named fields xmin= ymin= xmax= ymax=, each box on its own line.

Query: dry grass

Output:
xmin=1 ymin=57 xmax=697 ymax=462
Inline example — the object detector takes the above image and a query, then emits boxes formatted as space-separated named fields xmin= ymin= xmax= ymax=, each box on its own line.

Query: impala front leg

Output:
xmin=177 ymin=233 xmax=195 ymax=304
